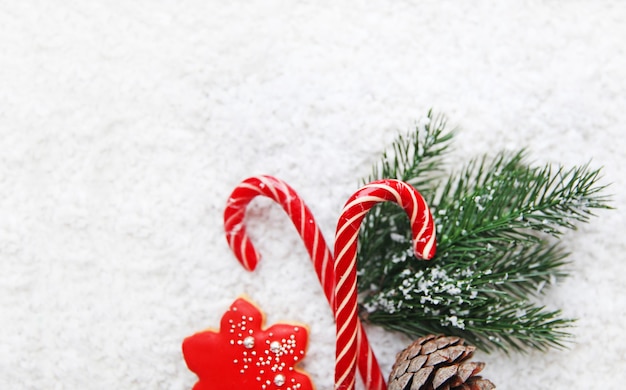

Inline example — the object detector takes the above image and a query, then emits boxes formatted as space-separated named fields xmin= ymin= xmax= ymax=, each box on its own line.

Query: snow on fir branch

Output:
xmin=357 ymin=111 xmax=611 ymax=352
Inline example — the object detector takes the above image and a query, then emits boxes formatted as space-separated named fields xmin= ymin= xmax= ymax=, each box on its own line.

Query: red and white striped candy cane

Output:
xmin=223 ymin=175 xmax=387 ymax=390
xmin=333 ymin=180 xmax=437 ymax=390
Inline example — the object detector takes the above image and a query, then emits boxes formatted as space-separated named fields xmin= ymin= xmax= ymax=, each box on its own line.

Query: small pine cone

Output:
xmin=388 ymin=335 xmax=496 ymax=390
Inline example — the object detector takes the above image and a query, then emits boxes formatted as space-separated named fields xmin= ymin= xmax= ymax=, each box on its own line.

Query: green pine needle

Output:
xmin=357 ymin=112 xmax=611 ymax=353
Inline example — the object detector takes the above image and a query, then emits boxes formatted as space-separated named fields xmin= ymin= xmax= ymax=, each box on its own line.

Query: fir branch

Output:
xmin=364 ymin=110 xmax=454 ymax=199
xmin=365 ymin=298 xmax=571 ymax=352
xmin=358 ymin=114 xmax=611 ymax=353
xmin=434 ymin=151 xmax=611 ymax=255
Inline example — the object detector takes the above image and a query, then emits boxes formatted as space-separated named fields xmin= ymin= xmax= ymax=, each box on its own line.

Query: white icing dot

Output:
xmin=243 ymin=336 xmax=255 ymax=349
xmin=274 ymin=374 xmax=286 ymax=386
xmin=269 ymin=341 xmax=281 ymax=353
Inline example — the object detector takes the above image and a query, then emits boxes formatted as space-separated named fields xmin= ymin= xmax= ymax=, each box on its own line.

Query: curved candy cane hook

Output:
xmin=223 ymin=175 xmax=387 ymax=390
xmin=224 ymin=175 xmax=335 ymax=306
xmin=333 ymin=179 xmax=437 ymax=390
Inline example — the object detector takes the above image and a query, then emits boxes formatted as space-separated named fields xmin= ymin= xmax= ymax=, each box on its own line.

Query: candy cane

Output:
xmin=223 ymin=175 xmax=387 ymax=390
xmin=333 ymin=180 xmax=437 ymax=390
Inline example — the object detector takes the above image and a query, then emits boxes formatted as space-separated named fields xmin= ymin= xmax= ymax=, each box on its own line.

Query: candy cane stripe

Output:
xmin=339 ymin=348 xmax=355 ymax=389
xmin=336 ymin=327 xmax=356 ymax=361
xmin=239 ymin=236 xmax=251 ymax=270
xmin=334 ymin=233 xmax=359 ymax=273
xmin=423 ymin=236 xmax=436 ymax=259
xmin=407 ymin=186 xmax=419 ymax=222
xmin=363 ymin=183 xmax=404 ymax=205
xmin=342 ymin=195 xmax=388 ymax=213
xmin=335 ymin=209 xmax=370 ymax=239
xmin=335 ymin=282 xmax=356 ymax=315
xmin=365 ymin=336 xmax=373 ymax=384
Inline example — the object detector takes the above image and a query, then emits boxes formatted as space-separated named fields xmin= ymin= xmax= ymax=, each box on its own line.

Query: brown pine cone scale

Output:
xmin=388 ymin=335 xmax=496 ymax=390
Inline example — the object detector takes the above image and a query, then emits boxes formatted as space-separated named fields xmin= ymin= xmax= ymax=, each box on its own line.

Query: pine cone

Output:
xmin=388 ymin=335 xmax=495 ymax=390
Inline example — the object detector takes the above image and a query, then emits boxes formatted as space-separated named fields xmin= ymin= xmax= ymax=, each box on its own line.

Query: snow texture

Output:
xmin=1 ymin=1 xmax=625 ymax=388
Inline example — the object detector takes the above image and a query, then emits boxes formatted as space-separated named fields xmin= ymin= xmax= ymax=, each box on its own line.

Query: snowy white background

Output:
xmin=1 ymin=1 xmax=625 ymax=388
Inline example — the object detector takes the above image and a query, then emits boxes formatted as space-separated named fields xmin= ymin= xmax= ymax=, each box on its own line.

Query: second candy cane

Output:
xmin=333 ymin=180 xmax=437 ymax=390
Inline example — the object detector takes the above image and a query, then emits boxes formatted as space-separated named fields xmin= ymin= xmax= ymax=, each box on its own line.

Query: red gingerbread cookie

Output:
xmin=183 ymin=297 xmax=314 ymax=390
